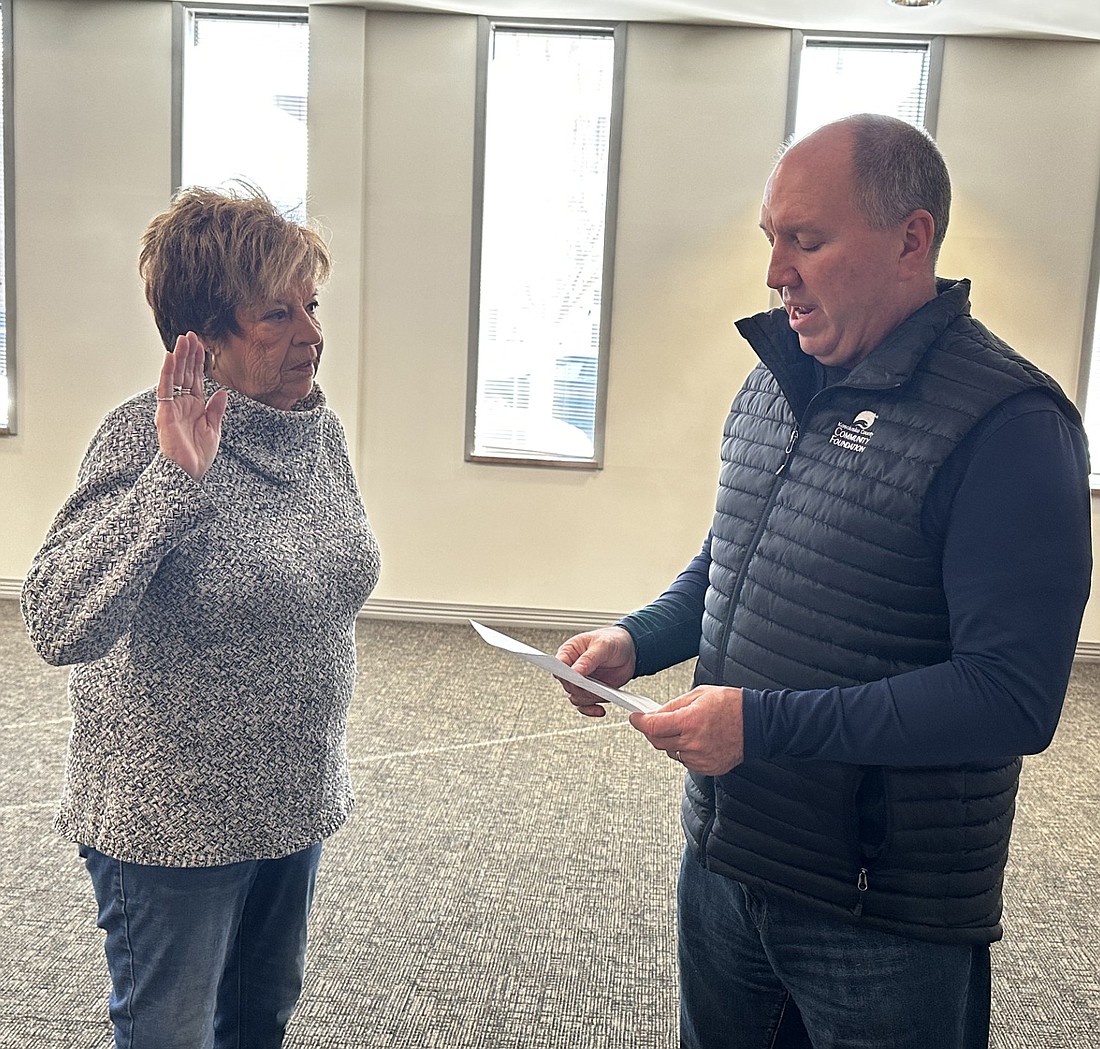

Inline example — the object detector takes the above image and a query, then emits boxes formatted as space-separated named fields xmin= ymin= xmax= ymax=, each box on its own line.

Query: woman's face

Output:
xmin=208 ymin=283 xmax=322 ymax=410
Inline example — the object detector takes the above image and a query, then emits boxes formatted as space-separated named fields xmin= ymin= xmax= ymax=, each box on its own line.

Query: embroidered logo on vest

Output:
xmin=830 ymin=410 xmax=877 ymax=453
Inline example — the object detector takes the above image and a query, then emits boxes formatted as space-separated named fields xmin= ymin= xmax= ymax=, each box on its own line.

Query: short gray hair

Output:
xmin=847 ymin=113 xmax=951 ymax=264
xmin=786 ymin=114 xmax=952 ymax=265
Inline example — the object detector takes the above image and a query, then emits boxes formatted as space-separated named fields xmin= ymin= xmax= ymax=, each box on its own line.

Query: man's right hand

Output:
xmin=555 ymin=626 xmax=637 ymax=718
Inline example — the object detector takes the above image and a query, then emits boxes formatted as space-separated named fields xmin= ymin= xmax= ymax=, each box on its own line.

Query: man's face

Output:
xmin=759 ymin=127 xmax=916 ymax=370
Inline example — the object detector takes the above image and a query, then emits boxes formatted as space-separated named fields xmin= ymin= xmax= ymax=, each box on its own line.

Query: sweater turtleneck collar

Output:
xmin=212 ymin=381 xmax=328 ymax=485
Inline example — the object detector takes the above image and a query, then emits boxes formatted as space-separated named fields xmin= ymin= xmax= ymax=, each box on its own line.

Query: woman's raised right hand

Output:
xmin=155 ymin=332 xmax=229 ymax=481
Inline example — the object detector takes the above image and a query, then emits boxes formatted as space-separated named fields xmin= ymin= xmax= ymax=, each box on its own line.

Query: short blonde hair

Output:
xmin=139 ymin=183 xmax=332 ymax=351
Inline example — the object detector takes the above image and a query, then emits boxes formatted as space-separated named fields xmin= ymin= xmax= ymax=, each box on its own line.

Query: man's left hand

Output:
xmin=629 ymin=686 xmax=744 ymax=776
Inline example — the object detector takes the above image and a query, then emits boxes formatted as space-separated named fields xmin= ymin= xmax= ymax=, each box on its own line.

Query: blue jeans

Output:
xmin=678 ymin=850 xmax=990 ymax=1049
xmin=81 ymin=843 xmax=322 ymax=1049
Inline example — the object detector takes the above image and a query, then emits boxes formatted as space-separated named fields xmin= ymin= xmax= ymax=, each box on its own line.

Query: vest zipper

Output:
xmin=715 ymin=423 xmax=800 ymax=681
xmin=853 ymin=867 xmax=869 ymax=917
xmin=775 ymin=426 xmax=799 ymax=476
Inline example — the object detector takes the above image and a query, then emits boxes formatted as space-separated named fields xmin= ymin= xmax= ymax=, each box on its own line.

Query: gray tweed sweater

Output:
xmin=21 ymin=383 xmax=381 ymax=867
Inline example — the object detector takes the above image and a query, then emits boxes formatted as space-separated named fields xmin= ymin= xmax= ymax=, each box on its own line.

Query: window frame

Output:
xmin=785 ymin=30 xmax=944 ymax=141
xmin=465 ymin=16 xmax=626 ymax=470
xmin=1 ymin=0 xmax=14 ymax=436
xmin=1077 ymin=181 xmax=1100 ymax=488
xmin=170 ymin=2 xmax=309 ymax=199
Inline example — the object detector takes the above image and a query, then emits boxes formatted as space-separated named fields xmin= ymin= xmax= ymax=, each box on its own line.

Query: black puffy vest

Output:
xmin=684 ymin=279 xmax=1081 ymax=944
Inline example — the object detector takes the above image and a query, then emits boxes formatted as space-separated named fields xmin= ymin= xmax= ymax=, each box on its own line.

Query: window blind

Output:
xmin=794 ymin=38 xmax=932 ymax=138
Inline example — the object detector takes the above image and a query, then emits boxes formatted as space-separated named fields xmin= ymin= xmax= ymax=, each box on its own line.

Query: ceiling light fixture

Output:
xmin=889 ymin=0 xmax=941 ymax=7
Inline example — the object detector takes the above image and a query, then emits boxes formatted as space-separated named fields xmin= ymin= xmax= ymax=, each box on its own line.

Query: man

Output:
xmin=556 ymin=113 xmax=1092 ymax=1049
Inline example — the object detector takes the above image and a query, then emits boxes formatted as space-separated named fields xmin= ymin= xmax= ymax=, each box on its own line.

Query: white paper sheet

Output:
xmin=470 ymin=619 xmax=661 ymax=715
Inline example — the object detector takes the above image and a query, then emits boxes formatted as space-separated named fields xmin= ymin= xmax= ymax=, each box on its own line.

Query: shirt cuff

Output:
xmin=740 ymin=687 xmax=767 ymax=760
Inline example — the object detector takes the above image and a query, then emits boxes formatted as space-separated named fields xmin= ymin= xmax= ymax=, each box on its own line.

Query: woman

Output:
xmin=21 ymin=185 xmax=381 ymax=1048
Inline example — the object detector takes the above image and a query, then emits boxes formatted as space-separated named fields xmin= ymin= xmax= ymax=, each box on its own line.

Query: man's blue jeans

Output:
xmin=678 ymin=849 xmax=991 ymax=1049
xmin=81 ymin=842 xmax=322 ymax=1049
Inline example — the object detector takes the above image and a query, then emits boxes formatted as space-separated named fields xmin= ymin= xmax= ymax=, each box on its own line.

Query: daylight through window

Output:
xmin=468 ymin=22 xmax=621 ymax=466
xmin=1081 ymin=308 xmax=1100 ymax=481
xmin=178 ymin=8 xmax=308 ymax=220
xmin=0 ymin=1 xmax=11 ymax=434
xmin=790 ymin=35 xmax=939 ymax=139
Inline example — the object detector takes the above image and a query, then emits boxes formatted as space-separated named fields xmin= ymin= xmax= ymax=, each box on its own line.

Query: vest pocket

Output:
xmin=853 ymin=765 xmax=893 ymax=861
xmin=851 ymin=766 xmax=892 ymax=917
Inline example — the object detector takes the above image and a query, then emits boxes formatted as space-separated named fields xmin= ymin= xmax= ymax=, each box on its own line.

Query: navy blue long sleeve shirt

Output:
xmin=620 ymin=387 xmax=1092 ymax=767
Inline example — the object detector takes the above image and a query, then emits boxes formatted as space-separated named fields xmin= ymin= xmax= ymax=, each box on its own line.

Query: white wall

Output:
xmin=3 ymin=1 xmax=175 ymax=561
xmin=341 ymin=15 xmax=787 ymax=618
xmin=935 ymin=37 xmax=1100 ymax=642
xmin=2 ymin=2 xmax=1098 ymax=639
xmin=936 ymin=37 xmax=1100 ymax=397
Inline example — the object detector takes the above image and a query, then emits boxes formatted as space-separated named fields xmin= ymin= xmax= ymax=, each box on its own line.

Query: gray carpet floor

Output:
xmin=0 ymin=598 xmax=1097 ymax=1047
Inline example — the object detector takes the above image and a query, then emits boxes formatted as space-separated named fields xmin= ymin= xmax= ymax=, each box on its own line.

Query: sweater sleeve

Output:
xmin=742 ymin=392 xmax=1092 ymax=766
xmin=20 ymin=401 xmax=219 ymax=667
xmin=617 ymin=535 xmax=711 ymax=677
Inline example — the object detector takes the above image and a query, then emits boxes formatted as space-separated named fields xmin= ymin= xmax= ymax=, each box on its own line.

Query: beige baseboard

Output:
xmin=4 ymin=578 xmax=1099 ymax=659
xmin=0 ymin=579 xmax=621 ymax=634
xmin=358 ymin=597 xmax=622 ymax=633
xmin=1074 ymin=640 xmax=1100 ymax=662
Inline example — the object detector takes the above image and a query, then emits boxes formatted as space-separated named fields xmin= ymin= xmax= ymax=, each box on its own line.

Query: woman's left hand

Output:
xmin=155 ymin=332 xmax=229 ymax=481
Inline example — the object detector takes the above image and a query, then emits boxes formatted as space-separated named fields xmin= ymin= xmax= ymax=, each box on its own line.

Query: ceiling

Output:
xmin=299 ymin=0 xmax=1100 ymax=42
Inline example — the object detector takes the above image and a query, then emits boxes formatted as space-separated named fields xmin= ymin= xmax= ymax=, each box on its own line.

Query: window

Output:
xmin=0 ymin=0 xmax=12 ymax=435
xmin=1079 ymin=215 xmax=1100 ymax=483
xmin=467 ymin=20 xmax=624 ymax=467
xmin=173 ymin=5 xmax=308 ymax=219
xmin=787 ymin=33 xmax=942 ymax=139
